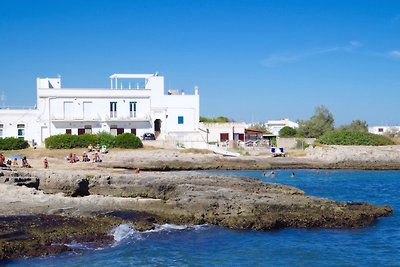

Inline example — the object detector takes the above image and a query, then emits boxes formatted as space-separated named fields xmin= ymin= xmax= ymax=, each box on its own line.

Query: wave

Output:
xmin=109 ymin=223 xmax=209 ymax=243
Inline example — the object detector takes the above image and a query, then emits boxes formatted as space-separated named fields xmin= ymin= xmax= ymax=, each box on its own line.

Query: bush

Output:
xmin=75 ymin=133 xmax=98 ymax=148
xmin=0 ymin=137 xmax=29 ymax=150
xmin=279 ymin=126 xmax=297 ymax=137
xmin=317 ymin=130 xmax=395 ymax=146
xmin=96 ymin=131 xmax=115 ymax=148
xmin=45 ymin=132 xmax=145 ymax=149
xmin=114 ymin=133 xmax=143 ymax=149
xmin=45 ymin=134 xmax=79 ymax=149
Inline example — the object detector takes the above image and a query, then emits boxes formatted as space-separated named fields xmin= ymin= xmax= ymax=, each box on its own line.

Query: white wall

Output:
xmin=0 ymin=74 xmax=200 ymax=146
xmin=0 ymin=109 xmax=41 ymax=146
xmin=199 ymin=122 xmax=247 ymax=143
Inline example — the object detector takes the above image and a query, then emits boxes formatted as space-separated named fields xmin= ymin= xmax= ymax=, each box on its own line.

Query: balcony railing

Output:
xmin=51 ymin=113 xmax=102 ymax=121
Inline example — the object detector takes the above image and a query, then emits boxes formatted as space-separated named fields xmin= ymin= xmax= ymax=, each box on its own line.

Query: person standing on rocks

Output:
xmin=43 ymin=157 xmax=49 ymax=169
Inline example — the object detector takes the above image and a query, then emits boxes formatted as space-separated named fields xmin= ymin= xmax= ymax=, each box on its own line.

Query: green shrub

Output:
xmin=114 ymin=133 xmax=143 ymax=149
xmin=317 ymin=130 xmax=395 ymax=146
xmin=75 ymin=133 xmax=98 ymax=148
xmin=279 ymin=126 xmax=297 ymax=137
xmin=96 ymin=131 xmax=115 ymax=148
xmin=45 ymin=134 xmax=79 ymax=149
xmin=0 ymin=137 xmax=29 ymax=150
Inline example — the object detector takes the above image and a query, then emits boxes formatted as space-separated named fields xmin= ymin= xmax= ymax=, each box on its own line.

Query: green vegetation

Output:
xmin=248 ymin=122 xmax=271 ymax=133
xmin=338 ymin=120 xmax=368 ymax=132
xmin=297 ymin=105 xmax=334 ymax=138
xmin=45 ymin=132 xmax=143 ymax=149
xmin=317 ymin=130 xmax=394 ymax=146
xmin=114 ymin=133 xmax=143 ymax=149
xmin=96 ymin=131 xmax=115 ymax=149
xmin=0 ymin=137 xmax=30 ymax=150
xmin=279 ymin=126 xmax=297 ymax=137
xmin=200 ymin=116 xmax=231 ymax=123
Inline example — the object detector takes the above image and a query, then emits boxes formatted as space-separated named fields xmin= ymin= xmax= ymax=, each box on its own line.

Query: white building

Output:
xmin=199 ymin=122 xmax=247 ymax=144
xmin=0 ymin=73 xmax=200 ymax=147
xmin=368 ymin=126 xmax=400 ymax=136
xmin=266 ymin=118 xmax=299 ymax=136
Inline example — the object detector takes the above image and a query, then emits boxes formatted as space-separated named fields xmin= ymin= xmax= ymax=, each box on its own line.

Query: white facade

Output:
xmin=266 ymin=118 xmax=299 ymax=136
xmin=0 ymin=73 xmax=200 ymax=146
xmin=199 ymin=122 xmax=247 ymax=144
xmin=368 ymin=126 xmax=400 ymax=136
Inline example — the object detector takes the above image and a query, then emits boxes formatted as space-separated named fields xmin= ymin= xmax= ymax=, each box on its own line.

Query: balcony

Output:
xmin=51 ymin=113 xmax=102 ymax=122
xmin=104 ymin=113 xmax=151 ymax=122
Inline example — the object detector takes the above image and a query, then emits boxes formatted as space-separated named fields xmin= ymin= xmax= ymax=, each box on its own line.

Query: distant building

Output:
xmin=199 ymin=122 xmax=247 ymax=144
xmin=0 ymin=73 xmax=200 ymax=147
xmin=266 ymin=118 xmax=299 ymax=136
xmin=368 ymin=126 xmax=400 ymax=136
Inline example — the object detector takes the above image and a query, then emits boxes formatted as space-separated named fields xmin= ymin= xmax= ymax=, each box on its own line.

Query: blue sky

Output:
xmin=0 ymin=0 xmax=399 ymax=126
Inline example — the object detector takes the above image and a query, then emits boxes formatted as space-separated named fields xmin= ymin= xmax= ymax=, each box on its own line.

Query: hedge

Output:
xmin=45 ymin=132 xmax=143 ymax=149
xmin=114 ymin=133 xmax=143 ymax=149
xmin=0 ymin=137 xmax=30 ymax=150
xmin=317 ymin=130 xmax=394 ymax=146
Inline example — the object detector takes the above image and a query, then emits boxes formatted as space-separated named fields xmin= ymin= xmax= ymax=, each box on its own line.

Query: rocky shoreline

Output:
xmin=0 ymin=146 xmax=398 ymax=260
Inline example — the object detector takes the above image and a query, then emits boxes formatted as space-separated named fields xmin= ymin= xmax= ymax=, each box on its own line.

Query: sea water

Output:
xmin=5 ymin=170 xmax=400 ymax=266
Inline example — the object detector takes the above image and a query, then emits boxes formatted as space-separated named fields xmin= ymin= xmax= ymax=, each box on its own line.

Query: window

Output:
xmin=17 ymin=124 xmax=25 ymax=139
xmin=110 ymin=125 xmax=117 ymax=136
xmin=66 ymin=129 xmax=72 ymax=134
xmin=111 ymin=126 xmax=124 ymax=136
xmin=78 ymin=128 xmax=85 ymax=135
xmin=110 ymin=102 xmax=117 ymax=118
xmin=0 ymin=124 xmax=3 ymax=138
xmin=178 ymin=116 xmax=184 ymax=124
xmin=220 ymin=133 xmax=229 ymax=142
xmin=131 ymin=128 xmax=137 ymax=135
xmin=378 ymin=128 xmax=384 ymax=132
xmin=129 ymin=101 xmax=137 ymax=118
xmin=84 ymin=125 xmax=92 ymax=134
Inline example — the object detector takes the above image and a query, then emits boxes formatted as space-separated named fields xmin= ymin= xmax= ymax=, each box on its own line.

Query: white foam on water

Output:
xmin=110 ymin=224 xmax=139 ymax=243
xmin=146 ymin=223 xmax=209 ymax=233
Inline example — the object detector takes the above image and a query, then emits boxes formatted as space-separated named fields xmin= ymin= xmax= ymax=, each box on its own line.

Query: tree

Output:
xmin=339 ymin=120 xmax=368 ymax=132
xmin=248 ymin=122 xmax=270 ymax=133
xmin=279 ymin=126 xmax=297 ymax=137
xmin=297 ymin=105 xmax=334 ymax=138
xmin=200 ymin=116 xmax=231 ymax=123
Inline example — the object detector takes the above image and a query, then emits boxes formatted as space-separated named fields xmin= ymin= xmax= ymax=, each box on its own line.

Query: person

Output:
xmin=0 ymin=153 xmax=6 ymax=166
xmin=269 ymin=171 xmax=276 ymax=178
xmin=262 ymin=170 xmax=266 ymax=177
xmin=82 ymin=151 xmax=90 ymax=162
xmin=12 ymin=158 xmax=19 ymax=168
xmin=22 ymin=156 xmax=32 ymax=168
xmin=95 ymin=144 xmax=101 ymax=152
xmin=72 ymin=153 xmax=80 ymax=163
xmin=43 ymin=157 xmax=49 ymax=169
xmin=87 ymin=144 xmax=93 ymax=152
xmin=290 ymin=172 xmax=296 ymax=178
xmin=134 ymin=168 xmax=140 ymax=174
xmin=93 ymin=152 xmax=102 ymax=163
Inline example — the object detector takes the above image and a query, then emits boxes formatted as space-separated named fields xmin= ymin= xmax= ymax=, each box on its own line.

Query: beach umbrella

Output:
xmin=7 ymin=154 xmax=24 ymax=160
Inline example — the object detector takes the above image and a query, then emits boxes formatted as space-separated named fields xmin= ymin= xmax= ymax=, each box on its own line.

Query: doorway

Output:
xmin=154 ymin=119 xmax=161 ymax=137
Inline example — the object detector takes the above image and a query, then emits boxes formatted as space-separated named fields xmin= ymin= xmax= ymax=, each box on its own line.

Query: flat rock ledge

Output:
xmin=0 ymin=169 xmax=393 ymax=260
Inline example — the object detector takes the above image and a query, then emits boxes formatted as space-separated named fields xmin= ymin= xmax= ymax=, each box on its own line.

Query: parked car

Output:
xmin=143 ymin=133 xmax=156 ymax=140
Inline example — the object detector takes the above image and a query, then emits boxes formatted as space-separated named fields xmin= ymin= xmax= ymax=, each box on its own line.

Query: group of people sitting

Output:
xmin=65 ymin=151 xmax=102 ymax=163
xmin=87 ymin=144 xmax=108 ymax=154
xmin=0 ymin=152 xmax=31 ymax=168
